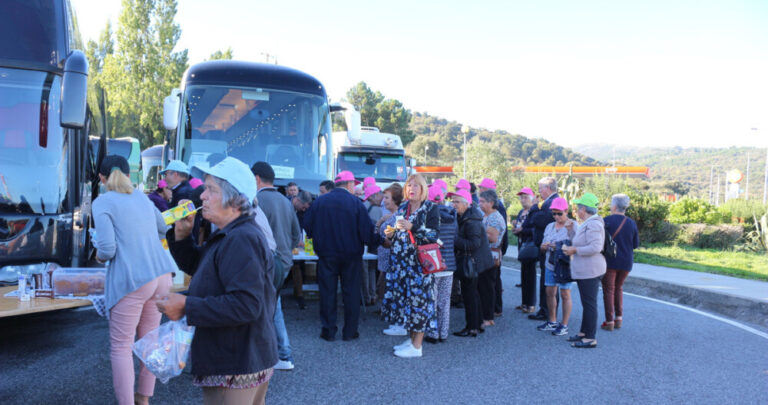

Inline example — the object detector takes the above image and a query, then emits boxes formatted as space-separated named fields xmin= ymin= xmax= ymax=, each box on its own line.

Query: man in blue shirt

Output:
xmin=303 ymin=171 xmax=382 ymax=341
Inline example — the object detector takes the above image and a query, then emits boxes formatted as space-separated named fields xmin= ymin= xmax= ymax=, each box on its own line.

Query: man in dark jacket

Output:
xmin=161 ymin=160 xmax=194 ymax=208
xmin=529 ymin=176 xmax=560 ymax=321
xmin=449 ymin=189 xmax=493 ymax=337
xmin=303 ymin=170 xmax=382 ymax=341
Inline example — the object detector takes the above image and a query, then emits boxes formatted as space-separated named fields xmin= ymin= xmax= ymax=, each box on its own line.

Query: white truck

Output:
xmin=331 ymin=103 xmax=412 ymax=189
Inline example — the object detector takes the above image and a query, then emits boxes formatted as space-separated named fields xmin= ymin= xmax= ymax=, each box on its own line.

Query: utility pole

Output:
xmin=462 ymin=125 xmax=470 ymax=179
xmin=715 ymin=171 xmax=721 ymax=206
xmin=745 ymin=151 xmax=750 ymax=200
xmin=708 ymin=165 xmax=714 ymax=204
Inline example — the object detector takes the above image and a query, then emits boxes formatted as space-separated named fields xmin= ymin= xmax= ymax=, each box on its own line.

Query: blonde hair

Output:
xmin=106 ymin=170 xmax=134 ymax=194
xmin=404 ymin=174 xmax=429 ymax=202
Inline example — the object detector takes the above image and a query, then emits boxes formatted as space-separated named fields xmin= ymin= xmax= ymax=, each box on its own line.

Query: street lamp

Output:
xmin=424 ymin=145 xmax=429 ymax=164
xmin=461 ymin=125 xmax=470 ymax=178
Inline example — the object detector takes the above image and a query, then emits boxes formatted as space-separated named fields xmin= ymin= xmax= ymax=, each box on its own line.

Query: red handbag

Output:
xmin=408 ymin=230 xmax=446 ymax=274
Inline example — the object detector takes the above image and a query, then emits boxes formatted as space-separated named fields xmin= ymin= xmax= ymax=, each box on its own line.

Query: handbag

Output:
xmin=460 ymin=254 xmax=478 ymax=279
xmin=517 ymin=241 xmax=539 ymax=261
xmin=408 ymin=231 xmax=446 ymax=274
xmin=553 ymin=240 xmax=573 ymax=283
xmin=491 ymin=247 xmax=502 ymax=267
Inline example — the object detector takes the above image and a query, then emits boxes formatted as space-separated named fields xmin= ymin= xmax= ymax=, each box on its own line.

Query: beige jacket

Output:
xmin=568 ymin=215 xmax=607 ymax=280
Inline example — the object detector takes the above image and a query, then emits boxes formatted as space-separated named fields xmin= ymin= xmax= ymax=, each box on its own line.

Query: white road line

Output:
xmin=501 ymin=265 xmax=768 ymax=341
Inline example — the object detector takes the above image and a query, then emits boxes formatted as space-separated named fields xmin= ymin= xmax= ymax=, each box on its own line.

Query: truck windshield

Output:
xmin=178 ymin=85 xmax=332 ymax=189
xmin=0 ymin=67 xmax=68 ymax=215
xmin=338 ymin=152 xmax=406 ymax=182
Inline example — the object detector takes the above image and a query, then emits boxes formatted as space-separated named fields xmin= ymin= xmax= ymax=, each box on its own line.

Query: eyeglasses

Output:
xmin=552 ymin=212 xmax=564 ymax=216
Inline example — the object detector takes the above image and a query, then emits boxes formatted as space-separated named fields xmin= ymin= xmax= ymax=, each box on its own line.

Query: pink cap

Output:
xmin=517 ymin=187 xmax=535 ymax=196
xmin=447 ymin=189 xmax=472 ymax=203
xmin=479 ymin=178 xmax=497 ymax=190
xmin=189 ymin=178 xmax=203 ymax=189
xmin=455 ymin=179 xmax=471 ymax=191
xmin=428 ymin=184 xmax=445 ymax=202
xmin=550 ymin=197 xmax=569 ymax=211
xmin=364 ymin=185 xmax=382 ymax=200
xmin=157 ymin=179 xmax=168 ymax=189
xmin=335 ymin=170 xmax=361 ymax=185
xmin=363 ymin=177 xmax=376 ymax=189
xmin=432 ymin=179 xmax=448 ymax=192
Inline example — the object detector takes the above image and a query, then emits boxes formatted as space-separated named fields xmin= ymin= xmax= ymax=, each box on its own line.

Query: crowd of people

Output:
xmin=91 ymin=154 xmax=640 ymax=404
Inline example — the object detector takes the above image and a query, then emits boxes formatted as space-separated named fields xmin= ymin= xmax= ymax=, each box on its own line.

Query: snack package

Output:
xmin=304 ymin=238 xmax=315 ymax=256
xmin=161 ymin=201 xmax=198 ymax=226
xmin=133 ymin=317 xmax=195 ymax=384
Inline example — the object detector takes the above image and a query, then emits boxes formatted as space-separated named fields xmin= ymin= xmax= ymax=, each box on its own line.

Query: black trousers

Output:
xmin=577 ymin=276 xmax=601 ymax=339
xmin=478 ymin=267 xmax=497 ymax=321
xmin=520 ymin=259 xmax=537 ymax=307
xmin=494 ymin=265 xmax=503 ymax=313
xmin=317 ymin=256 xmax=362 ymax=339
xmin=459 ymin=275 xmax=481 ymax=331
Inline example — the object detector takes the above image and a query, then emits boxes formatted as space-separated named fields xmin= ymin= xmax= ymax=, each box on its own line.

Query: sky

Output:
xmin=69 ymin=0 xmax=768 ymax=148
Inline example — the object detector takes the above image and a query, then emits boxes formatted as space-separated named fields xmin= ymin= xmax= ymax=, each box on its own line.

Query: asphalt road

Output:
xmin=1 ymin=264 xmax=766 ymax=404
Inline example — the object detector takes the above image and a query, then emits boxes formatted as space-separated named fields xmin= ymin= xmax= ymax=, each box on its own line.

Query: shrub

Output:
xmin=625 ymin=191 xmax=671 ymax=243
xmin=676 ymin=224 xmax=744 ymax=250
xmin=668 ymin=198 xmax=729 ymax=225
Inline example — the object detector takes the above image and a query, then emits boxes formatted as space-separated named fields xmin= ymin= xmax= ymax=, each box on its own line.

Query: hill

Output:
xmin=406 ymin=113 xmax=600 ymax=167
xmin=573 ymin=144 xmax=768 ymax=198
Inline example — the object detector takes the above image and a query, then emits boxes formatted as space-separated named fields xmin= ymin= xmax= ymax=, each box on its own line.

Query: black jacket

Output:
xmin=170 ymin=179 xmax=194 ymax=208
xmin=455 ymin=206 xmax=494 ymax=274
xmin=517 ymin=204 xmax=540 ymax=247
xmin=531 ymin=193 xmax=559 ymax=247
xmin=169 ymin=214 xmax=278 ymax=377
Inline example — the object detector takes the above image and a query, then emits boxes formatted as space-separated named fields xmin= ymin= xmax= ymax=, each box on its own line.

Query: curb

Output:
xmin=501 ymin=256 xmax=768 ymax=329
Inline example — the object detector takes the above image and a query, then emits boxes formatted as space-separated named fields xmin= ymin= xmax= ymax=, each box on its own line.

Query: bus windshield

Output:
xmin=0 ymin=67 xmax=68 ymax=215
xmin=178 ymin=85 xmax=332 ymax=189
xmin=338 ymin=152 xmax=407 ymax=182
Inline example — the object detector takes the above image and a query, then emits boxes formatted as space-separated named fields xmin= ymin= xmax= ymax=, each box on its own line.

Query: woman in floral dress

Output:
xmin=382 ymin=174 xmax=440 ymax=358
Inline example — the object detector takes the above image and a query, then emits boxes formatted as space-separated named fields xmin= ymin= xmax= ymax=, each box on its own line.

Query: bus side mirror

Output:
xmin=163 ymin=89 xmax=181 ymax=130
xmin=60 ymin=50 xmax=88 ymax=129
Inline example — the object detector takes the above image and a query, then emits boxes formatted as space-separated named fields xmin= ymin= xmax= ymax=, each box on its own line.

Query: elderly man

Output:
xmin=303 ymin=171 xmax=382 ymax=342
xmin=478 ymin=178 xmax=507 ymax=317
xmin=528 ymin=176 xmax=560 ymax=321
xmin=251 ymin=161 xmax=301 ymax=371
xmin=362 ymin=184 xmax=383 ymax=306
xmin=291 ymin=189 xmax=313 ymax=310
xmin=286 ymin=182 xmax=299 ymax=199
xmin=160 ymin=160 xmax=193 ymax=208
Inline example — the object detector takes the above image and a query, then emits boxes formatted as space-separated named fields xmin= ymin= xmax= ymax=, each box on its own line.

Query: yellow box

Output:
xmin=162 ymin=201 xmax=198 ymax=225
xmin=304 ymin=238 xmax=315 ymax=256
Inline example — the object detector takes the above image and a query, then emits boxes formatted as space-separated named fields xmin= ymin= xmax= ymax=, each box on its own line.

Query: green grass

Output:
xmin=635 ymin=244 xmax=768 ymax=281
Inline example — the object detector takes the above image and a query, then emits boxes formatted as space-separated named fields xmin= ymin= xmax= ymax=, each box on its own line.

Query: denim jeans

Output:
xmin=273 ymin=296 xmax=293 ymax=362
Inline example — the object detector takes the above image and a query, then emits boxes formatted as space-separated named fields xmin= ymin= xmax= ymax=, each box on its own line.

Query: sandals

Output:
xmin=600 ymin=321 xmax=614 ymax=331
xmin=615 ymin=319 xmax=622 ymax=329
xmin=521 ymin=306 xmax=536 ymax=314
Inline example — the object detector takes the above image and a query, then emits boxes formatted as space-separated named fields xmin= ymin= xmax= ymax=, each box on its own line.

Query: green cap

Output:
xmin=572 ymin=192 xmax=600 ymax=209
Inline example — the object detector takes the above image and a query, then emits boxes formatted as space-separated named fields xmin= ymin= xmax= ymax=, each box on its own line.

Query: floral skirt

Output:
xmin=193 ymin=368 xmax=273 ymax=389
xmin=382 ymin=262 xmax=436 ymax=332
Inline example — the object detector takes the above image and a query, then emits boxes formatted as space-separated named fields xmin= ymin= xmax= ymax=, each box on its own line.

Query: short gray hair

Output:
xmin=209 ymin=175 xmax=254 ymax=215
xmin=538 ymin=176 xmax=557 ymax=192
xmin=479 ymin=189 xmax=498 ymax=206
xmin=578 ymin=204 xmax=598 ymax=215
xmin=295 ymin=190 xmax=312 ymax=205
xmin=611 ymin=194 xmax=630 ymax=213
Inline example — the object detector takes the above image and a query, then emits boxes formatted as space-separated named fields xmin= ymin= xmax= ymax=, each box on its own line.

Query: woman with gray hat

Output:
xmin=158 ymin=157 xmax=278 ymax=405
xmin=92 ymin=155 xmax=176 ymax=405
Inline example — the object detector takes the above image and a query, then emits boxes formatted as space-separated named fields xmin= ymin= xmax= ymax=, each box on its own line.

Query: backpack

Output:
xmin=602 ymin=227 xmax=617 ymax=259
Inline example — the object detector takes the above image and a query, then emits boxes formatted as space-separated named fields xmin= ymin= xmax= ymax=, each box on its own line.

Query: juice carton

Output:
xmin=162 ymin=201 xmax=198 ymax=225
xmin=304 ymin=238 xmax=315 ymax=256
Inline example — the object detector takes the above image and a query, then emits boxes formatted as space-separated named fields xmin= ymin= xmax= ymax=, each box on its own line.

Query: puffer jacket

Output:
xmin=455 ymin=206 xmax=494 ymax=274
xmin=436 ymin=204 xmax=458 ymax=273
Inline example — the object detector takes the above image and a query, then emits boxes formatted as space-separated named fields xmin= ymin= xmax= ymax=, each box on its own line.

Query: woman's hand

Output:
xmin=565 ymin=219 xmax=575 ymax=231
xmin=384 ymin=225 xmax=395 ymax=238
xmin=562 ymin=246 xmax=577 ymax=256
xmin=540 ymin=242 xmax=551 ymax=252
xmin=156 ymin=293 xmax=187 ymax=320
xmin=396 ymin=219 xmax=413 ymax=231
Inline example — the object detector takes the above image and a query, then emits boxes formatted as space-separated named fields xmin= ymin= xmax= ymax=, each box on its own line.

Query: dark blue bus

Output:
xmin=163 ymin=61 xmax=334 ymax=193
xmin=0 ymin=0 xmax=93 ymax=278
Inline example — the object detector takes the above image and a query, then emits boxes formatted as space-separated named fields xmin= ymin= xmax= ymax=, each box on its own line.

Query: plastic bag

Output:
xmin=133 ymin=317 xmax=195 ymax=384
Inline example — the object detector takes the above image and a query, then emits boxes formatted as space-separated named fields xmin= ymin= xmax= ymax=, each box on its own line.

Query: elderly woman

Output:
xmin=382 ymin=174 xmax=439 ymax=358
xmin=424 ymin=184 xmax=458 ymax=344
xmin=450 ymin=189 xmax=494 ymax=338
xmin=147 ymin=179 xmax=171 ymax=212
xmin=92 ymin=155 xmax=175 ymax=405
xmin=377 ymin=183 xmax=406 ymax=336
xmin=158 ymin=157 xmax=278 ymax=404
xmin=512 ymin=187 xmax=539 ymax=313
xmin=601 ymin=193 xmax=640 ymax=331
xmin=537 ymin=197 xmax=577 ymax=336
xmin=562 ymin=193 xmax=606 ymax=348
xmin=478 ymin=189 xmax=505 ymax=328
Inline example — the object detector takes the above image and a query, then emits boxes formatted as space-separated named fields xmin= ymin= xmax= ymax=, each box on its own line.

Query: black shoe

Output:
xmin=571 ymin=340 xmax=597 ymax=348
xmin=453 ymin=329 xmax=477 ymax=337
xmin=297 ymin=297 xmax=306 ymax=310
xmin=424 ymin=336 xmax=439 ymax=344
xmin=528 ymin=313 xmax=547 ymax=321
xmin=342 ymin=332 xmax=360 ymax=341
xmin=515 ymin=283 xmax=522 ymax=288
xmin=320 ymin=329 xmax=336 ymax=342
xmin=567 ymin=334 xmax=585 ymax=342
xmin=478 ymin=326 xmax=485 ymax=334
xmin=438 ymin=338 xmax=446 ymax=343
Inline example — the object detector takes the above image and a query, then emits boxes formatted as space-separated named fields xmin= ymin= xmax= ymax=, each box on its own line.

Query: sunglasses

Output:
xmin=552 ymin=212 xmax=564 ymax=216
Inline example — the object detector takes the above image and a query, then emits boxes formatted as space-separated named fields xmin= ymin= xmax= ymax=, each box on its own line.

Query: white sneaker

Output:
xmin=383 ymin=325 xmax=407 ymax=336
xmin=394 ymin=344 xmax=422 ymax=358
xmin=393 ymin=338 xmax=412 ymax=351
xmin=274 ymin=360 xmax=294 ymax=371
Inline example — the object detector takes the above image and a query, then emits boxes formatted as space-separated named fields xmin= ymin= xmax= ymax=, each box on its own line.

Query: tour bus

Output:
xmin=0 ymin=0 xmax=94 ymax=280
xmin=89 ymin=136 xmax=143 ymax=188
xmin=162 ymin=61 xmax=334 ymax=193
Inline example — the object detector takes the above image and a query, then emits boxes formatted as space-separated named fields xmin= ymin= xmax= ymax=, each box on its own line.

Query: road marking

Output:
xmin=501 ymin=265 xmax=768 ymax=341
